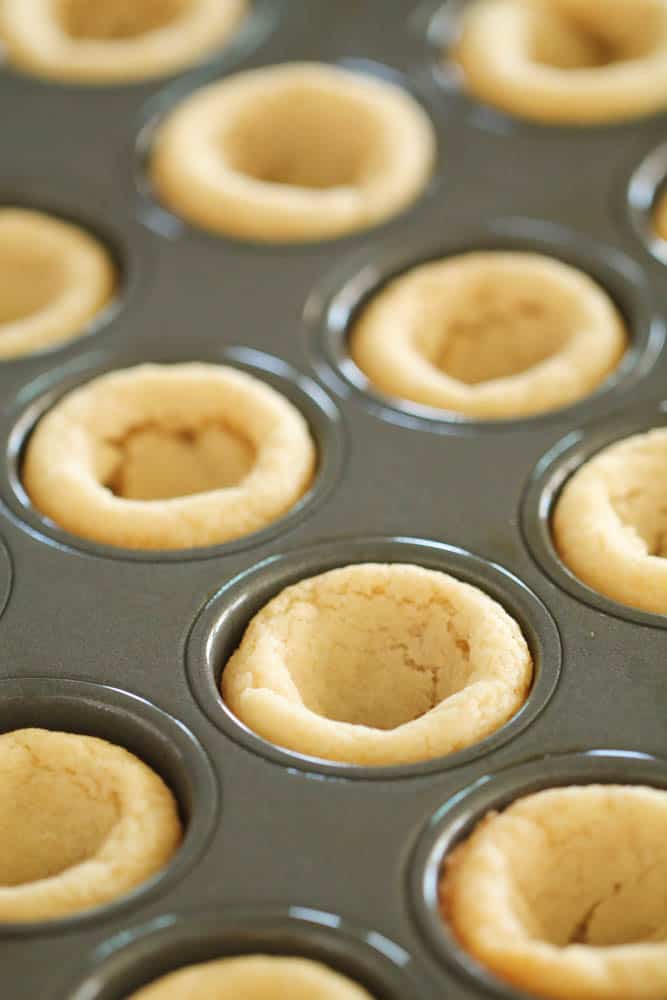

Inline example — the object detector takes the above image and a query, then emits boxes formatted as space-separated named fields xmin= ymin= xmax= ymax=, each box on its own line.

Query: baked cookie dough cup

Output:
xmin=222 ymin=563 xmax=533 ymax=766
xmin=0 ymin=208 xmax=115 ymax=360
xmin=0 ymin=728 xmax=181 ymax=922
xmin=349 ymin=252 xmax=627 ymax=420
xmin=441 ymin=784 xmax=667 ymax=1000
xmin=455 ymin=0 xmax=667 ymax=125
xmin=654 ymin=189 xmax=667 ymax=242
xmin=553 ymin=427 xmax=667 ymax=614
xmin=150 ymin=62 xmax=436 ymax=243
xmin=22 ymin=362 xmax=316 ymax=550
xmin=126 ymin=955 xmax=375 ymax=999
xmin=1 ymin=0 xmax=247 ymax=84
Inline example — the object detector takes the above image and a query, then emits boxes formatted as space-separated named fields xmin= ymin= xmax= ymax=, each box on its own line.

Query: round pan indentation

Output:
xmin=186 ymin=536 xmax=561 ymax=779
xmin=628 ymin=140 xmax=667 ymax=266
xmin=522 ymin=401 xmax=667 ymax=627
xmin=410 ymin=749 xmax=667 ymax=1000
xmin=65 ymin=906 xmax=415 ymax=1000
xmin=0 ymin=677 xmax=218 ymax=936
xmin=305 ymin=217 xmax=663 ymax=433
xmin=0 ymin=172 xmax=147 ymax=364
xmin=2 ymin=345 xmax=345 ymax=562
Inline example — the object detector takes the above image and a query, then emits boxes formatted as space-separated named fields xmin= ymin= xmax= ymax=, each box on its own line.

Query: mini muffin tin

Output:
xmin=2 ymin=2 xmax=667 ymax=997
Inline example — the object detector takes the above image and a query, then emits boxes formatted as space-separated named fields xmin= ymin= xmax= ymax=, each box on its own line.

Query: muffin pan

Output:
xmin=2 ymin=1 xmax=667 ymax=997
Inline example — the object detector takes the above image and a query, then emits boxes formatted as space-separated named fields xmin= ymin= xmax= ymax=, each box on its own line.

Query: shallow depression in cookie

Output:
xmin=348 ymin=251 xmax=628 ymax=420
xmin=0 ymin=678 xmax=218 ymax=929
xmin=187 ymin=538 xmax=560 ymax=775
xmin=309 ymin=217 xmax=664 ymax=431
xmin=448 ymin=0 xmax=667 ymax=125
xmin=0 ymin=728 xmax=182 ymax=923
xmin=2 ymin=0 xmax=250 ymax=84
xmin=17 ymin=361 xmax=318 ymax=551
xmin=147 ymin=61 xmax=436 ymax=243
xmin=221 ymin=561 xmax=534 ymax=765
xmin=413 ymin=750 xmax=667 ymax=1000
xmin=0 ymin=207 xmax=117 ymax=361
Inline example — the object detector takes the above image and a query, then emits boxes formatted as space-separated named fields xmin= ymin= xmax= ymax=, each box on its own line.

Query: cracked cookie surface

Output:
xmin=441 ymin=784 xmax=667 ymax=1000
xmin=0 ymin=728 xmax=181 ymax=922
xmin=22 ymin=362 xmax=315 ymax=550
xmin=455 ymin=0 xmax=667 ymax=124
xmin=126 ymin=955 xmax=375 ymax=999
xmin=349 ymin=252 xmax=626 ymax=420
xmin=222 ymin=563 xmax=532 ymax=766
xmin=553 ymin=428 xmax=667 ymax=613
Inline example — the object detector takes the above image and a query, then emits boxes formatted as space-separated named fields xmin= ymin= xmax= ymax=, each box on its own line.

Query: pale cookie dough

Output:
xmin=349 ymin=252 xmax=626 ymax=420
xmin=455 ymin=0 xmax=667 ymax=125
xmin=441 ymin=784 xmax=667 ymax=1000
xmin=23 ymin=363 xmax=315 ymax=550
xmin=1 ymin=0 xmax=247 ymax=84
xmin=0 ymin=208 xmax=115 ymax=360
xmin=654 ymin=189 xmax=667 ymax=242
xmin=126 ymin=956 xmax=375 ymax=999
xmin=222 ymin=563 xmax=533 ymax=766
xmin=0 ymin=728 xmax=181 ymax=922
xmin=553 ymin=428 xmax=667 ymax=614
xmin=150 ymin=62 xmax=436 ymax=243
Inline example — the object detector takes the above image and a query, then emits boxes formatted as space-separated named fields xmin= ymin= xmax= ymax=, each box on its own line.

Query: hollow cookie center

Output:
xmin=284 ymin=591 xmax=473 ymax=729
xmin=223 ymin=90 xmax=380 ymax=190
xmin=528 ymin=4 xmax=659 ymax=69
xmin=0 ymin=760 xmax=119 ymax=887
xmin=0 ymin=245 xmax=65 ymax=325
xmin=58 ymin=0 xmax=190 ymax=40
xmin=425 ymin=286 xmax=570 ymax=385
xmin=101 ymin=423 xmax=256 ymax=501
xmin=609 ymin=474 xmax=667 ymax=558
xmin=513 ymin=834 xmax=667 ymax=948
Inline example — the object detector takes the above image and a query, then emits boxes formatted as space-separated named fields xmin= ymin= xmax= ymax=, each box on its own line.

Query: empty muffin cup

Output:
xmin=1 ymin=0 xmax=248 ymax=84
xmin=441 ymin=783 xmax=667 ymax=1000
xmin=149 ymin=62 xmax=436 ymax=243
xmin=0 ymin=208 xmax=116 ymax=360
xmin=125 ymin=955 xmax=375 ymax=999
xmin=454 ymin=0 xmax=667 ymax=125
xmin=22 ymin=362 xmax=316 ymax=550
xmin=0 ymin=727 xmax=182 ymax=923
xmin=221 ymin=562 xmax=533 ymax=766
xmin=349 ymin=251 xmax=627 ymax=420
xmin=553 ymin=427 xmax=667 ymax=614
